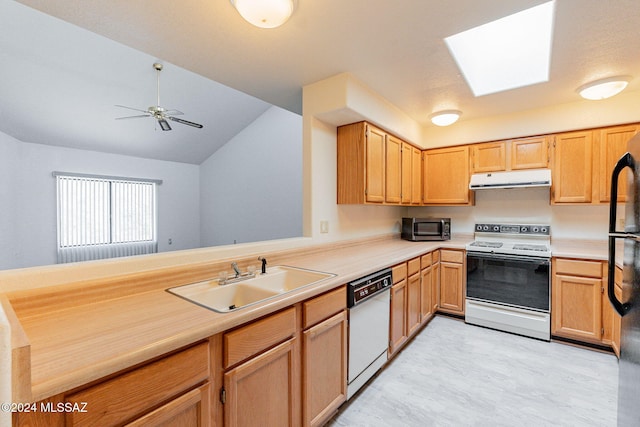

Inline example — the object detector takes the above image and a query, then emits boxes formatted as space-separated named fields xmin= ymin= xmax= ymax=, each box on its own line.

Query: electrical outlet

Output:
xmin=320 ymin=220 xmax=329 ymax=234
xmin=168 ymin=238 xmax=173 ymax=245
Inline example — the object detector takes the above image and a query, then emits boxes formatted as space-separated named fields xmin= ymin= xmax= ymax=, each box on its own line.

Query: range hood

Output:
xmin=469 ymin=169 xmax=552 ymax=190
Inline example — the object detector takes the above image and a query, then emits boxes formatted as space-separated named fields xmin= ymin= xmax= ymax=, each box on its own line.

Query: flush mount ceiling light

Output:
xmin=230 ymin=0 xmax=296 ymax=28
xmin=577 ymin=76 xmax=631 ymax=100
xmin=430 ymin=110 xmax=462 ymax=127
xmin=445 ymin=1 xmax=555 ymax=96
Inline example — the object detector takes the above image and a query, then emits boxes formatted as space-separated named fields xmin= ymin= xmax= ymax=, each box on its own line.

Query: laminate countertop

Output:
xmin=8 ymin=235 xmax=471 ymax=402
xmin=6 ymin=234 xmax=624 ymax=403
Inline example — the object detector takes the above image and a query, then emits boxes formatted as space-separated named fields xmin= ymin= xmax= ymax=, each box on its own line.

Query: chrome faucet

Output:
xmin=231 ymin=262 xmax=242 ymax=277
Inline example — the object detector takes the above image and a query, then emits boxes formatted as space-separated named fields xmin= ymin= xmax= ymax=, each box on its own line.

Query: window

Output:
xmin=55 ymin=173 xmax=160 ymax=263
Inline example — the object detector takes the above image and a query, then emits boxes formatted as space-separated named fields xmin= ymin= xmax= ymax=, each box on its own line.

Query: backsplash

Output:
xmin=408 ymin=187 xmax=612 ymax=241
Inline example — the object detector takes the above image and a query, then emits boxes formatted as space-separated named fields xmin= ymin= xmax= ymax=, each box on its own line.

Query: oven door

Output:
xmin=466 ymin=252 xmax=550 ymax=312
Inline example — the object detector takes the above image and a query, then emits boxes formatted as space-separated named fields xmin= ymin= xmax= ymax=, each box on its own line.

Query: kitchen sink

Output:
xmin=167 ymin=266 xmax=336 ymax=313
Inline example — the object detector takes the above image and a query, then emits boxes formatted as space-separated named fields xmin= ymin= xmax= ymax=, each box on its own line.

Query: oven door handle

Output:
xmin=467 ymin=252 xmax=550 ymax=265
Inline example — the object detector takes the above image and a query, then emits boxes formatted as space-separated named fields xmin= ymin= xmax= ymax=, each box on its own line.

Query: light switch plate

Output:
xmin=320 ymin=221 xmax=329 ymax=233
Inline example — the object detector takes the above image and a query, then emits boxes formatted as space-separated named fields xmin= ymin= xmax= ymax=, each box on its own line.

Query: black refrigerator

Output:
xmin=608 ymin=132 xmax=640 ymax=426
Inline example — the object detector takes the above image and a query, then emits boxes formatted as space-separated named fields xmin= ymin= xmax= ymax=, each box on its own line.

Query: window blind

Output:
xmin=55 ymin=173 xmax=159 ymax=263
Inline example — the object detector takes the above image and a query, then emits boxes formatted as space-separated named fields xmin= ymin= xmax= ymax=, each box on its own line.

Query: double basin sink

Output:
xmin=168 ymin=266 xmax=336 ymax=313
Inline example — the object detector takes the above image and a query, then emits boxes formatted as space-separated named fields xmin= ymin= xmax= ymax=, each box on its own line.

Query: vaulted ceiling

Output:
xmin=4 ymin=0 xmax=640 ymax=163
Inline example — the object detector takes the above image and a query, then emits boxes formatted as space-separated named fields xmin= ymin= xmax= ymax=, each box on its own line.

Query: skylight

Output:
xmin=445 ymin=1 xmax=555 ymax=97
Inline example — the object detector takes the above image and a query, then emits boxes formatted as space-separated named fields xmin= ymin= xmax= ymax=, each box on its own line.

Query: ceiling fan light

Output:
xmin=430 ymin=110 xmax=462 ymax=126
xmin=577 ymin=76 xmax=631 ymax=100
xmin=230 ymin=0 xmax=295 ymax=28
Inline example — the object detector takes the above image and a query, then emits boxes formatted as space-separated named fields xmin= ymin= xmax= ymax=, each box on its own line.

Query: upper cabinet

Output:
xmin=551 ymin=124 xmax=638 ymax=205
xmin=337 ymin=121 xmax=421 ymax=205
xmin=423 ymin=146 xmax=473 ymax=205
xmin=471 ymin=136 xmax=549 ymax=173
xmin=597 ymin=124 xmax=640 ymax=203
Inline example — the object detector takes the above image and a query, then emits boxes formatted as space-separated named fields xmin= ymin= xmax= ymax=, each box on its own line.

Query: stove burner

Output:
xmin=512 ymin=244 xmax=549 ymax=252
xmin=470 ymin=241 xmax=503 ymax=248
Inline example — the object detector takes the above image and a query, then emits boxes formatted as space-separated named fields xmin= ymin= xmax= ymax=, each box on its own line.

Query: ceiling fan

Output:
xmin=115 ymin=63 xmax=203 ymax=131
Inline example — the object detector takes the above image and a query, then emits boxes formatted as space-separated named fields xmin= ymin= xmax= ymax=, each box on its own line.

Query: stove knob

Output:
xmin=476 ymin=225 xmax=483 ymax=231
xmin=533 ymin=227 xmax=539 ymax=233
xmin=521 ymin=226 xmax=528 ymax=233
xmin=493 ymin=225 xmax=500 ymax=232
xmin=483 ymin=225 xmax=489 ymax=231
xmin=541 ymin=227 xmax=548 ymax=233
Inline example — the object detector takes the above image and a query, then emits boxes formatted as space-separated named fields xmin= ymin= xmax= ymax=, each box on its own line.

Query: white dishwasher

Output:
xmin=346 ymin=268 xmax=392 ymax=399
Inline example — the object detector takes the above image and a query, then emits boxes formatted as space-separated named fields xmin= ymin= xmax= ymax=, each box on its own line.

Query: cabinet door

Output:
xmin=471 ymin=142 xmax=506 ymax=173
xmin=423 ymin=146 xmax=471 ymax=205
xmin=420 ymin=265 xmax=433 ymax=323
xmin=411 ymin=146 xmax=422 ymax=205
xmin=365 ymin=125 xmax=386 ymax=203
xmin=302 ymin=310 xmax=347 ymax=427
xmin=439 ymin=262 xmax=464 ymax=314
xmin=385 ymin=135 xmax=402 ymax=204
xmin=224 ymin=338 xmax=299 ymax=427
xmin=552 ymin=131 xmax=593 ymax=203
xmin=126 ymin=384 xmax=210 ymax=427
xmin=389 ymin=279 xmax=408 ymax=355
xmin=432 ymin=261 xmax=440 ymax=314
xmin=407 ymin=272 xmax=421 ymax=337
xmin=511 ymin=136 xmax=548 ymax=170
xmin=598 ymin=124 xmax=639 ymax=203
xmin=551 ymin=274 xmax=602 ymax=342
xmin=400 ymin=142 xmax=412 ymax=205
xmin=611 ymin=266 xmax=623 ymax=357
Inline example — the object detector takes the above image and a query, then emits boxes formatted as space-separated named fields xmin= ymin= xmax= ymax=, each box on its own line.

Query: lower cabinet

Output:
xmin=223 ymin=337 xmax=300 ymax=427
xmin=612 ymin=265 xmax=623 ymax=357
xmin=438 ymin=249 xmax=466 ymax=316
xmin=551 ymin=258 xmax=617 ymax=348
xmin=14 ymin=342 xmax=211 ymax=427
xmin=301 ymin=290 xmax=348 ymax=427
xmin=407 ymin=257 xmax=422 ymax=336
xmin=389 ymin=263 xmax=409 ymax=356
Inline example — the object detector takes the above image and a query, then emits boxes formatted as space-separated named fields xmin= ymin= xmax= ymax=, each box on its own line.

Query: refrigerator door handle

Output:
xmin=608 ymin=152 xmax=634 ymax=317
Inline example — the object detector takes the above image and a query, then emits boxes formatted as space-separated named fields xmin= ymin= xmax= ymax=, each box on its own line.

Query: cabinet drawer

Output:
xmin=408 ymin=257 xmax=421 ymax=276
xmin=303 ymin=286 xmax=346 ymax=329
xmin=554 ymin=258 xmax=603 ymax=278
xmin=224 ymin=307 xmax=297 ymax=368
xmin=432 ymin=250 xmax=440 ymax=263
xmin=66 ymin=342 xmax=209 ymax=427
xmin=392 ymin=263 xmax=407 ymax=284
xmin=440 ymin=249 xmax=464 ymax=264
xmin=421 ymin=253 xmax=433 ymax=269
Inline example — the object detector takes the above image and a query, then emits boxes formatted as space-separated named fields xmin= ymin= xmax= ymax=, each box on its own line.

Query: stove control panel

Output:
xmin=474 ymin=223 xmax=550 ymax=236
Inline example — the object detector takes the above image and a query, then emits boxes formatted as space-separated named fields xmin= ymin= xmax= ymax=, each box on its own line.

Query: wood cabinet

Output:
xmin=552 ymin=124 xmax=638 ymax=205
xmin=551 ymin=258 xmax=615 ymax=346
xmin=471 ymin=141 xmax=506 ymax=173
xmin=420 ymin=252 xmax=436 ymax=324
xmin=438 ymin=249 xmax=465 ymax=316
xmin=14 ymin=342 xmax=211 ymax=427
xmin=423 ymin=146 xmax=473 ymax=205
xmin=389 ymin=263 xmax=408 ymax=356
xmin=612 ymin=265 xmax=623 ymax=357
xmin=407 ymin=258 xmax=422 ymax=337
xmin=597 ymin=124 xmax=639 ymax=203
xmin=222 ymin=307 xmax=299 ymax=427
xmin=385 ymin=134 xmax=402 ymax=204
xmin=471 ymin=136 xmax=549 ymax=173
xmin=301 ymin=287 xmax=347 ymax=427
xmin=337 ymin=121 xmax=421 ymax=205
xmin=552 ymin=130 xmax=593 ymax=204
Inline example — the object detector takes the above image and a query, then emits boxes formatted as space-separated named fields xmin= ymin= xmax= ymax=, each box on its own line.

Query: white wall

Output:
xmin=0 ymin=131 xmax=201 ymax=269
xmin=408 ymin=187 xmax=611 ymax=241
xmin=199 ymin=106 xmax=303 ymax=246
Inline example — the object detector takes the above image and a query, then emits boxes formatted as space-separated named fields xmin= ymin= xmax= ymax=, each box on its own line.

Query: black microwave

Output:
xmin=401 ymin=217 xmax=451 ymax=241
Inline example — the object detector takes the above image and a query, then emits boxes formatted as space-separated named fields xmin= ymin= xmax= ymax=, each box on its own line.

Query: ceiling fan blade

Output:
xmin=166 ymin=116 xmax=204 ymax=129
xmin=164 ymin=109 xmax=184 ymax=116
xmin=115 ymin=114 xmax=151 ymax=120
xmin=158 ymin=118 xmax=172 ymax=131
xmin=115 ymin=104 xmax=149 ymax=114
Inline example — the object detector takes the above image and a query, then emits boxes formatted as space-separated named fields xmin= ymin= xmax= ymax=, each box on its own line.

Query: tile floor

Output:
xmin=328 ymin=316 xmax=618 ymax=427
